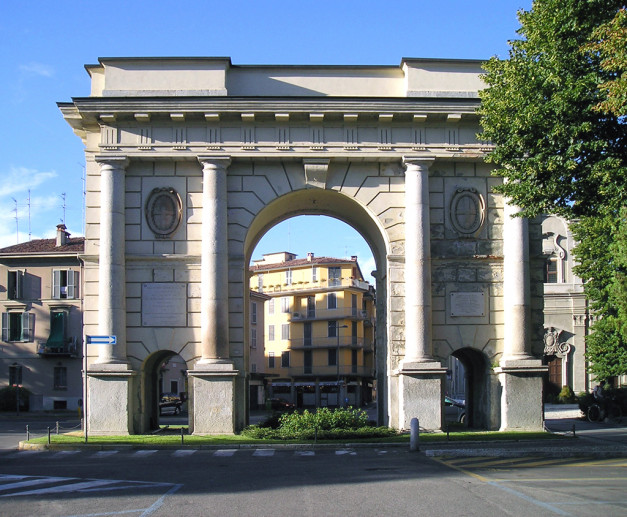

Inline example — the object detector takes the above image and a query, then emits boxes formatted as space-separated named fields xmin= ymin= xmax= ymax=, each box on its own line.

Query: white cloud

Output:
xmin=0 ymin=166 xmax=57 ymax=198
xmin=19 ymin=62 xmax=55 ymax=77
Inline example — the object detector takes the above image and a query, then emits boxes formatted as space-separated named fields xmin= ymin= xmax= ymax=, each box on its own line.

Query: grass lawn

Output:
xmin=25 ymin=427 xmax=566 ymax=447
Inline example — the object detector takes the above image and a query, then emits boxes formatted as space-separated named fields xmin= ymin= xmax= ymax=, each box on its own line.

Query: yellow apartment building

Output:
xmin=249 ymin=252 xmax=375 ymax=408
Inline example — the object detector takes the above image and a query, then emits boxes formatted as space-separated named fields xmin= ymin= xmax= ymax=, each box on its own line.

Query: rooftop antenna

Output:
xmin=60 ymin=192 xmax=66 ymax=225
xmin=11 ymin=197 xmax=18 ymax=244
xmin=27 ymin=189 xmax=31 ymax=241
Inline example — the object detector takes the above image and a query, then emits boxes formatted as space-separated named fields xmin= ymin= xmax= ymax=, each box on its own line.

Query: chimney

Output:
xmin=307 ymin=252 xmax=314 ymax=262
xmin=56 ymin=224 xmax=68 ymax=247
xmin=351 ymin=255 xmax=357 ymax=262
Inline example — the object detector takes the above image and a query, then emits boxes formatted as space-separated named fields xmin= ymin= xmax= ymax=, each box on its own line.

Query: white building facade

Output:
xmin=60 ymin=57 xmax=546 ymax=434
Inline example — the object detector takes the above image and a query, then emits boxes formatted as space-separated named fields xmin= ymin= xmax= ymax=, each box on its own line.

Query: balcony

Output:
xmin=37 ymin=337 xmax=79 ymax=358
xmin=262 ymin=277 xmax=371 ymax=295
xmin=290 ymin=308 xmax=370 ymax=322
xmin=289 ymin=337 xmax=373 ymax=351
xmin=288 ymin=365 xmax=375 ymax=377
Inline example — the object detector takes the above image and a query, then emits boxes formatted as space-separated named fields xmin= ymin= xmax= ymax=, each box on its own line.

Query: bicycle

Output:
xmin=587 ymin=400 xmax=622 ymax=423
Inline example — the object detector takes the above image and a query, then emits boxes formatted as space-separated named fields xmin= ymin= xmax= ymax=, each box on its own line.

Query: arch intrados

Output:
xmin=451 ymin=347 xmax=489 ymax=370
xmin=244 ymin=189 xmax=389 ymax=267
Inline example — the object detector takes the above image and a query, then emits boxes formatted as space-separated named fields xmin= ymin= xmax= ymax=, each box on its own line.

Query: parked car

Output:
xmin=444 ymin=396 xmax=466 ymax=424
xmin=159 ymin=393 xmax=182 ymax=415
xmin=268 ymin=397 xmax=296 ymax=411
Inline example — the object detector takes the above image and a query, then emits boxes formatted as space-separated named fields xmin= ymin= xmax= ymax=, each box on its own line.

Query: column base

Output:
xmin=86 ymin=368 xmax=136 ymax=435
xmin=495 ymin=359 xmax=547 ymax=431
xmin=188 ymin=367 xmax=238 ymax=435
xmin=397 ymin=362 xmax=447 ymax=431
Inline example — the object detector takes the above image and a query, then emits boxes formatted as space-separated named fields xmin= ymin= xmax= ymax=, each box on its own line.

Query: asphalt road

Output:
xmin=0 ymin=445 xmax=625 ymax=516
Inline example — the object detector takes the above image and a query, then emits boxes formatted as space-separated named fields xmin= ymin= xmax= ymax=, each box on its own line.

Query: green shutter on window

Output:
xmin=47 ymin=312 xmax=66 ymax=348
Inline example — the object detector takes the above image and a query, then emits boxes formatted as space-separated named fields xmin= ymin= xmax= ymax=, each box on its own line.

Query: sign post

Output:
xmin=84 ymin=335 xmax=117 ymax=442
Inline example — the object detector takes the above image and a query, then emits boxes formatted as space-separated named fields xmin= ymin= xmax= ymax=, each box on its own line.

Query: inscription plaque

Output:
xmin=142 ymin=283 xmax=186 ymax=326
xmin=450 ymin=292 xmax=485 ymax=317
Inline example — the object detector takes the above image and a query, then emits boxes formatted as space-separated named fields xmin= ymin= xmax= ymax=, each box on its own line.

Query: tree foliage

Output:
xmin=479 ymin=0 xmax=627 ymax=381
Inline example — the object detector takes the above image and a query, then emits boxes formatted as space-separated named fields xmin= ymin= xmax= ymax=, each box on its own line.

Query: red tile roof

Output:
xmin=0 ymin=237 xmax=85 ymax=255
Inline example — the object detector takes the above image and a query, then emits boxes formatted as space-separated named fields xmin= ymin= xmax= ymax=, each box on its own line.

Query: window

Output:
xmin=328 ymin=348 xmax=337 ymax=366
xmin=268 ymin=352 xmax=275 ymax=368
xmin=352 ymin=350 xmax=358 ymax=373
xmin=304 ymin=350 xmax=312 ymax=374
xmin=285 ymin=270 xmax=292 ymax=285
xmin=268 ymin=325 xmax=275 ymax=341
xmin=251 ymin=363 xmax=257 ymax=373
xmin=281 ymin=351 xmax=290 ymax=368
xmin=47 ymin=310 xmax=67 ymax=350
xmin=312 ymin=267 xmax=318 ymax=282
xmin=328 ymin=266 xmax=341 ymax=287
xmin=546 ymin=257 xmax=559 ymax=283
xmin=327 ymin=292 xmax=337 ymax=310
xmin=328 ymin=320 xmax=337 ymax=338
xmin=268 ymin=298 xmax=275 ymax=315
xmin=251 ymin=303 xmax=257 ymax=324
xmin=2 ymin=312 xmax=34 ymax=342
xmin=9 ymin=364 xmax=22 ymax=387
xmin=52 ymin=269 xmax=78 ymax=299
xmin=53 ymin=366 xmax=67 ymax=390
xmin=257 ymin=273 xmax=263 ymax=293
xmin=304 ymin=322 xmax=312 ymax=346
xmin=281 ymin=297 xmax=290 ymax=313
xmin=251 ymin=328 xmax=257 ymax=349
xmin=7 ymin=270 xmax=23 ymax=300
xmin=281 ymin=324 xmax=290 ymax=340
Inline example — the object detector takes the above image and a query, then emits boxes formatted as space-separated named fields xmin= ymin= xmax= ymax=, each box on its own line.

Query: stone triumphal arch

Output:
xmin=60 ymin=57 xmax=546 ymax=434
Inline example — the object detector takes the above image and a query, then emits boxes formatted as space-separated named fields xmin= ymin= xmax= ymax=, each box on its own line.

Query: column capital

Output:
xmin=95 ymin=155 xmax=129 ymax=169
xmin=198 ymin=156 xmax=231 ymax=170
xmin=402 ymin=156 xmax=435 ymax=170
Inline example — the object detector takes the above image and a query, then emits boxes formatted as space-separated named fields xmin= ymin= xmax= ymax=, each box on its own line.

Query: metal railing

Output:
xmin=290 ymin=308 xmax=370 ymax=321
xmin=288 ymin=365 xmax=374 ymax=377
xmin=288 ymin=337 xmax=373 ymax=350
xmin=261 ymin=277 xmax=371 ymax=294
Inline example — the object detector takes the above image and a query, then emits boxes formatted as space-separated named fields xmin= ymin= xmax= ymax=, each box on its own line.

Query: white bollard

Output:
xmin=410 ymin=417 xmax=420 ymax=451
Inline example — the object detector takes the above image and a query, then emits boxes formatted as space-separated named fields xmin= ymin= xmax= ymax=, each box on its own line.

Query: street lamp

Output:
xmin=335 ymin=323 xmax=348 ymax=407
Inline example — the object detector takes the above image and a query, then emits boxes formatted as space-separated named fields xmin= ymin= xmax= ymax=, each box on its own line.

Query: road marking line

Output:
xmin=172 ymin=449 xmax=195 ymax=457
xmin=140 ymin=483 xmax=183 ymax=517
xmin=3 ymin=479 xmax=118 ymax=497
xmin=214 ymin=449 xmax=237 ymax=457
xmin=486 ymin=481 xmax=571 ymax=516
xmin=430 ymin=457 xmax=489 ymax=482
xmin=566 ymin=458 xmax=627 ymax=467
xmin=294 ymin=450 xmax=315 ymax=456
xmin=335 ymin=449 xmax=357 ymax=456
xmin=253 ymin=449 xmax=275 ymax=457
xmin=54 ymin=451 xmax=80 ymax=457
xmin=0 ymin=476 xmax=70 ymax=492
xmin=500 ymin=477 xmax=627 ymax=483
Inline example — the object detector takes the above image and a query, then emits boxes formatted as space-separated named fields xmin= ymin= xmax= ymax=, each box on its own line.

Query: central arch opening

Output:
xmin=243 ymin=189 xmax=389 ymax=426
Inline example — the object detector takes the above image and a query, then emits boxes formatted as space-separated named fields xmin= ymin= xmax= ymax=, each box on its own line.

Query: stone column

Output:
xmin=496 ymin=199 xmax=546 ymax=431
xmin=189 ymin=157 xmax=237 ymax=435
xmin=402 ymin=157 xmax=434 ymax=365
xmin=95 ymin=156 xmax=129 ymax=365
xmin=502 ymin=201 xmax=532 ymax=361
xmin=88 ymin=156 xmax=135 ymax=436
xmin=198 ymin=157 xmax=232 ymax=365
xmin=397 ymin=157 xmax=446 ymax=431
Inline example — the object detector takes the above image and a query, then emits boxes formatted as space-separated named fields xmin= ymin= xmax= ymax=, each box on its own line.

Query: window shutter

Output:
xmin=16 ymin=271 xmax=23 ymax=299
xmin=67 ymin=269 xmax=76 ymax=299
xmin=21 ymin=312 xmax=33 ymax=342
xmin=52 ymin=270 xmax=61 ymax=299
xmin=1 ymin=313 xmax=7 ymax=341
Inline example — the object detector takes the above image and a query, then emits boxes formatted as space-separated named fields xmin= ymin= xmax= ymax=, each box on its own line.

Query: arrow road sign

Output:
xmin=86 ymin=335 xmax=117 ymax=345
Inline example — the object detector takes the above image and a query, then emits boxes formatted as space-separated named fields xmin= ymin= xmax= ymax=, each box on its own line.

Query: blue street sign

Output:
xmin=86 ymin=335 xmax=117 ymax=345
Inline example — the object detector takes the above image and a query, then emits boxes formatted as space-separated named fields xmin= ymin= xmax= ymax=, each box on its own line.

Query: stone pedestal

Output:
xmin=189 ymin=364 xmax=238 ymax=435
xmin=86 ymin=368 xmax=136 ymax=435
xmin=398 ymin=362 xmax=447 ymax=431
xmin=495 ymin=359 xmax=547 ymax=431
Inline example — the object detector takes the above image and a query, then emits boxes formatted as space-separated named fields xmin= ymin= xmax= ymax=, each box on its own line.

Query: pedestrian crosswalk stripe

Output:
xmin=173 ymin=449 xmax=196 ymax=457
xmin=5 ymin=479 xmax=119 ymax=497
xmin=335 ymin=449 xmax=357 ymax=456
xmin=253 ymin=449 xmax=275 ymax=457
xmin=214 ymin=449 xmax=237 ymax=457
xmin=92 ymin=450 xmax=118 ymax=458
xmin=294 ymin=450 xmax=315 ymax=456
xmin=53 ymin=451 xmax=80 ymax=458
xmin=134 ymin=450 xmax=158 ymax=457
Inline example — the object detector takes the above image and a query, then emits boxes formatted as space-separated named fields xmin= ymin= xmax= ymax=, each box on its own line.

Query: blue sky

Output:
xmin=0 ymin=0 xmax=532 ymax=276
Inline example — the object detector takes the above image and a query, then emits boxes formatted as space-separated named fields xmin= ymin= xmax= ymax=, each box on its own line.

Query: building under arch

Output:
xmin=59 ymin=57 xmax=547 ymax=434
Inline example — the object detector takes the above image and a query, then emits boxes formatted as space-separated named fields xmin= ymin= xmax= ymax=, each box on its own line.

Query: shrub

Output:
xmin=558 ymin=385 xmax=576 ymax=404
xmin=241 ymin=406 xmax=395 ymax=441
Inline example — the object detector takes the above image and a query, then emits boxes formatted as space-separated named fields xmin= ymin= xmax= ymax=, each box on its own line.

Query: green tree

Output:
xmin=479 ymin=0 xmax=627 ymax=381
